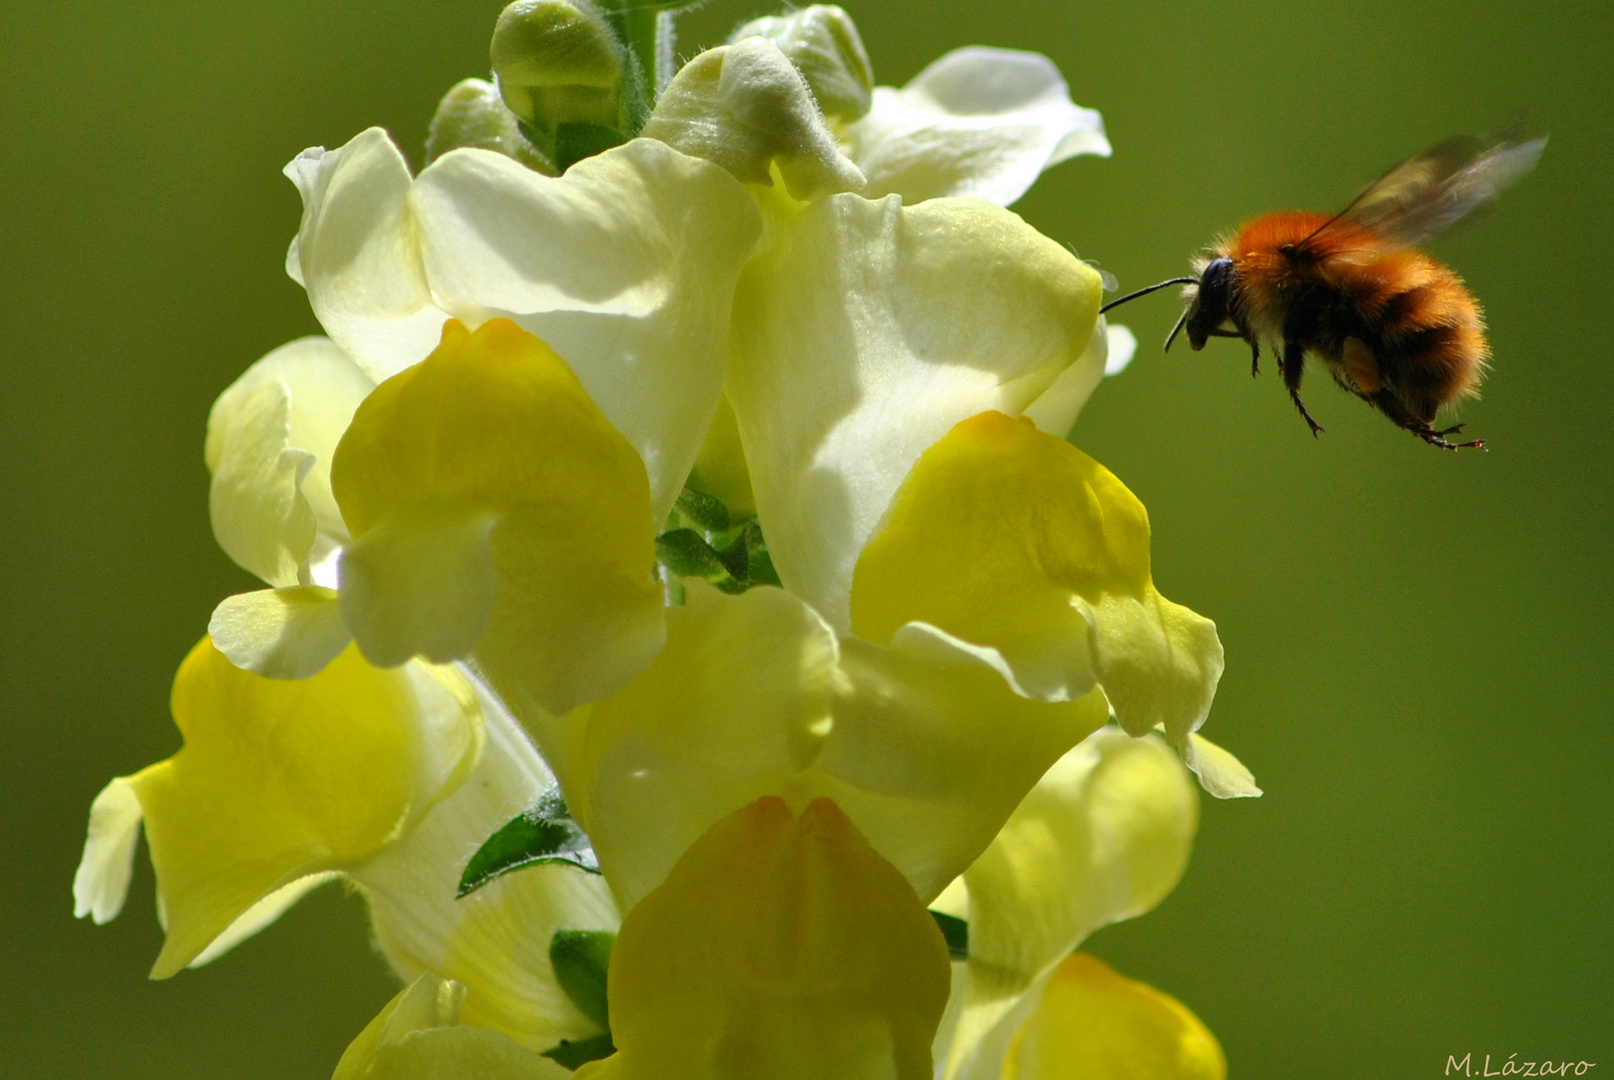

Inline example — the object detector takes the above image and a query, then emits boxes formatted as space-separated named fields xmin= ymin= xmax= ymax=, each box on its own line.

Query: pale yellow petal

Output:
xmin=1022 ymin=317 xmax=1112 ymax=439
xmin=206 ymin=377 xmax=315 ymax=587
xmin=205 ymin=335 xmax=375 ymax=586
xmin=1182 ymin=731 xmax=1261 ymax=800
xmin=598 ymin=797 xmax=950 ymax=1080
xmin=1002 ymin=954 xmax=1225 ymax=1080
xmin=208 ymin=586 xmax=351 ymax=679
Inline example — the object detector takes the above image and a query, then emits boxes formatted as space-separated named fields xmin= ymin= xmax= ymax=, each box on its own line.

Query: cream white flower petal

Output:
xmin=566 ymin=582 xmax=1106 ymax=913
xmin=72 ymin=778 xmax=142 ymax=924
xmin=205 ymin=336 xmax=375 ymax=586
xmin=846 ymin=47 xmax=1109 ymax=206
xmin=1105 ymin=322 xmax=1139 ymax=375
xmin=286 ymin=128 xmax=451 ymax=379
xmin=1182 ymin=731 xmax=1262 ymax=799
xmin=208 ymin=586 xmax=351 ymax=680
xmin=410 ymin=140 xmax=762 ymax=518
xmin=205 ymin=378 xmax=314 ymax=588
xmin=939 ymin=728 xmax=1199 ymax=1079
xmin=355 ymin=699 xmax=620 ymax=1049
xmin=726 ymin=193 xmax=1102 ymax=630
xmin=1023 ymin=316 xmax=1113 ymax=439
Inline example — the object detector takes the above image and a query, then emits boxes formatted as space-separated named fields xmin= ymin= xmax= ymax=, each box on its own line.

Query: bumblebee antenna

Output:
xmin=1163 ymin=309 xmax=1190 ymax=353
xmin=1099 ymin=277 xmax=1199 ymax=314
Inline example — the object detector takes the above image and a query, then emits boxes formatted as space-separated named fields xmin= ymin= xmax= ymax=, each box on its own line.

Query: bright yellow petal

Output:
xmin=567 ymin=581 xmax=1105 ymax=912
xmin=330 ymin=318 xmax=663 ymax=715
xmin=333 ymin=972 xmax=569 ymax=1080
xmin=851 ymin=411 xmax=1223 ymax=749
xmin=1002 ymin=954 xmax=1225 ymax=1080
xmin=940 ymin=728 xmax=1199 ymax=1078
xmin=129 ymin=637 xmax=482 ymax=978
xmin=598 ymin=797 xmax=950 ymax=1080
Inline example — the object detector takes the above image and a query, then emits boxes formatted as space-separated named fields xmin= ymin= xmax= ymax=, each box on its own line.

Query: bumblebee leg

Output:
xmin=1250 ymin=338 xmax=1261 ymax=378
xmin=1369 ymin=390 xmax=1486 ymax=451
xmin=1281 ymin=341 xmax=1325 ymax=437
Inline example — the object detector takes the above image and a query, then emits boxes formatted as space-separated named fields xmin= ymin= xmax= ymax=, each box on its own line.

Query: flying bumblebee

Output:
xmin=1105 ymin=124 xmax=1547 ymax=449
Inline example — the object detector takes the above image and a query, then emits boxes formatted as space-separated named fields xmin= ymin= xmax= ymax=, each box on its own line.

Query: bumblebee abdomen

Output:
xmin=1345 ymin=251 xmax=1488 ymax=417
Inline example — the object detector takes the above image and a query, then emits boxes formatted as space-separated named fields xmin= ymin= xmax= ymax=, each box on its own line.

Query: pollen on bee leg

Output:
xmin=1342 ymin=337 xmax=1382 ymax=394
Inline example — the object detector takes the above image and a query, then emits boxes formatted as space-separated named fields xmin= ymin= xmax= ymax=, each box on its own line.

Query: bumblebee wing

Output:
xmin=1307 ymin=122 xmax=1546 ymax=250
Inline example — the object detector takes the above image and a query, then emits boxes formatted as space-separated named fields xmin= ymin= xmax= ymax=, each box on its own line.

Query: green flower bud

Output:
xmin=491 ymin=0 xmax=625 ymax=132
xmin=729 ymin=5 xmax=873 ymax=124
xmin=426 ymin=78 xmax=557 ymax=174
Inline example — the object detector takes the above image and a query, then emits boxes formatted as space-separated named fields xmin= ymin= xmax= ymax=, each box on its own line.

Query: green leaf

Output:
xmin=550 ymin=929 xmax=616 ymax=1028
xmin=457 ymin=787 xmax=600 ymax=898
xmin=930 ymin=909 xmax=969 ymax=961
xmin=541 ymin=1032 xmax=616 ymax=1071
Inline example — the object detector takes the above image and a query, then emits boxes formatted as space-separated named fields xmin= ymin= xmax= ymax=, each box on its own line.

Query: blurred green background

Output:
xmin=2 ymin=0 xmax=1608 ymax=1075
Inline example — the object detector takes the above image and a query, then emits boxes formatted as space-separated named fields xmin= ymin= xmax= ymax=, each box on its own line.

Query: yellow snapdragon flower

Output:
xmin=76 ymin=6 xmax=1253 ymax=1077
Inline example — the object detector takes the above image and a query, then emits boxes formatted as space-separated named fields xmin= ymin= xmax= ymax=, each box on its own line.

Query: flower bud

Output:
xmin=490 ymin=0 xmax=624 ymax=133
xmin=426 ymin=78 xmax=556 ymax=174
xmin=642 ymin=37 xmax=865 ymax=201
xmin=730 ymin=4 xmax=873 ymax=124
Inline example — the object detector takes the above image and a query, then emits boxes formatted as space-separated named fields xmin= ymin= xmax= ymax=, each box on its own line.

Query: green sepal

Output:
xmin=541 ymin=1032 xmax=617 ymax=1071
xmin=457 ymin=787 xmax=601 ymax=898
xmin=554 ymin=121 xmax=630 ymax=171
xmin=675 ymin=486 xmax=730 ymax=533
xmin=742 ymin=520 xmax=781 ymax=586
xmin=655 ymin=528 xmax=745 ymax=593
xmin=929 ymin=909 xmax=969 ymax=961
xmin=550 ymin=929 xmax=616 ymax=1028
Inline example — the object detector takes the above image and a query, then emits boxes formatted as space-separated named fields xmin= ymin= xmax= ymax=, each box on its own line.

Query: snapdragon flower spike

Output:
xmin=331 ymin=318 xmax=665 ymax=717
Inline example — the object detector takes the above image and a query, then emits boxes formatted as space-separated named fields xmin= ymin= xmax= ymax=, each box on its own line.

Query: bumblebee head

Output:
xmin=1168 ymin=256 xmax=1235 ymax=353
